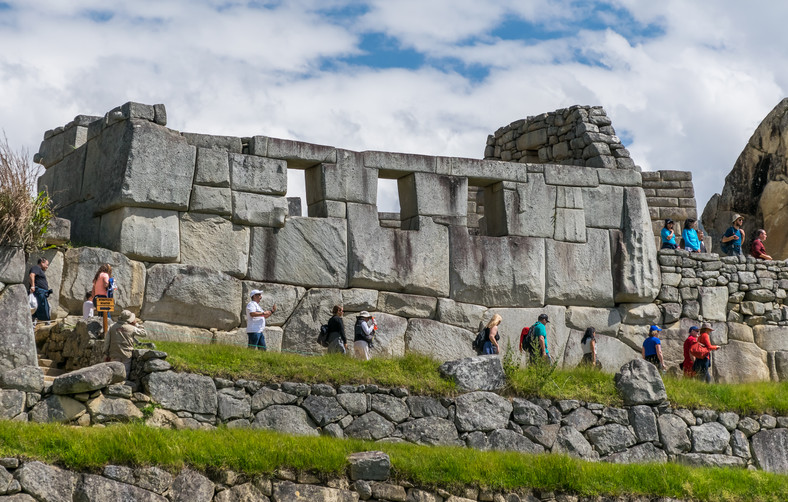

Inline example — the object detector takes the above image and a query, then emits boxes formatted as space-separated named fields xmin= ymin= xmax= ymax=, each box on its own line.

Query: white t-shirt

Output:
xmin=83 ymin=300 xmax=94 ymax=319
xmin=246 ymin=301 xmax=265 ymax=333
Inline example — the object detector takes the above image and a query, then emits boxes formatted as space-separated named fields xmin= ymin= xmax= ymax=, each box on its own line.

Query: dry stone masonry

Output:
xmin=642 ymin=170 xmax=699 ymax=248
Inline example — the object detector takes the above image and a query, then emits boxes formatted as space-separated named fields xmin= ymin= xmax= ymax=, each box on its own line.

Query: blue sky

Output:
xmin=1 ymin=0 xmax=787 ymax=214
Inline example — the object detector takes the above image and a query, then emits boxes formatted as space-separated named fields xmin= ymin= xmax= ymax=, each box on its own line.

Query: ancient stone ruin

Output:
xmin=16 ymin=101 xmax=785 ymax=383
xmin=703 ymin=98 xmax=788 ymax=260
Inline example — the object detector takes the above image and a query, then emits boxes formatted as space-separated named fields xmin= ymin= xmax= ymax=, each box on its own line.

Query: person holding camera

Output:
xmin=353 ymin=311 xmax=377 ymax=360
xmin=29 ymin=257 xmax=52 ymax=324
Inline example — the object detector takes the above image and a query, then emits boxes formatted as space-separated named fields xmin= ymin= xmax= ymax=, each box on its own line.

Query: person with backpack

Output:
xmin=721 ymin=214 xmax=745 ymax=256
xmin=681 ymin=326 xmax=699 ymax=377
xmin=353 ymin=311 xmax=376 ymax=360
xmin=692 ymin=322 xmax=719 ymax=383
xmin=246 ymin=290 xmax=276 ymax=350
xmin=482 ymin=314 xmax=502 ymax=355
xmin=326 ymin=305 xmax=348 ymax=354
xmin=580 ymin=327 xmax=597 ymax=368
xmin=641 ymin=325 xmax=665 ymax=371
xmin=529 ymin=313 xmax=551 ymax=362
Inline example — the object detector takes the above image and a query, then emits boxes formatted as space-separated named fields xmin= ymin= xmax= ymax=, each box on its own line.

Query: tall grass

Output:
xmin=0 ymin=422 xmax=785 ymax=502
xmin=0 ymin=134 xmax=52 ymax=251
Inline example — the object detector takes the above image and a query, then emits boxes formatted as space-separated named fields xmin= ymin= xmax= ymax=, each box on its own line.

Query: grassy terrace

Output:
xmin=1 ymin=422 xmax=786 ymax=502
xmin=155 ymin=341 xmax=788 ymax=415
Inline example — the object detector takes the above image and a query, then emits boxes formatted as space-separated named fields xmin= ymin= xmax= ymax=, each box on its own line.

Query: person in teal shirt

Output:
xmin=682 ymin=218 xmax=701 ymax=252
xmin=660 ymin=219 xmax=677 ymax=250
xmin=531 ymin=313 xmax=551 ymax=363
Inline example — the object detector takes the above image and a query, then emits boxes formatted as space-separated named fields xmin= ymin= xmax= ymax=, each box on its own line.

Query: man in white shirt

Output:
xmin=246 ymin=290 xmax=276 ymax=350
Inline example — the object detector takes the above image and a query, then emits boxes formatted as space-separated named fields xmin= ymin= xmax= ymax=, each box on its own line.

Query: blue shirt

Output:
xmin=532 ymin=322 xmax=548 ymax=354
xmin=642 ymin=336 xmax=661 ymax=357
xmin=682 ymin=228 xmax=700 ymax=251
xmin=723 ymin=227 xmax=742 ymax=254
xmin=661 ymin=227 xmax=676 ymax=246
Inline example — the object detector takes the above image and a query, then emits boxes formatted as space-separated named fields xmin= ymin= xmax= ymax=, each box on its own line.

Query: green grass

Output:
xmin=0 ymin=421 xmax=785 ymax=501
xmin=152 ymin=341 xmax=788 ymax=414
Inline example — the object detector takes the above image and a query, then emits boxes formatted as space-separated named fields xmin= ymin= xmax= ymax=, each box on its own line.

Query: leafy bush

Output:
xmin=0 ymin=134 xmax=53 ymax=251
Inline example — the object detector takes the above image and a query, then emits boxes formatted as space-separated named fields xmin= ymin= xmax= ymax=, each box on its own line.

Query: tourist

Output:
xmin=660 ymin=219 xmax=678 ymax=250
xmin=531 ymin=313 xmax=551 ymax=363
xmin=104 ymin=309 xmax=145 ymax=378
xmin=91 ymin=264 xmax=113 ymax=318
xmin=580 ymin=327 xmax=597 ymax=368
xmin=641 ymin=325 xmax=665 ymax=371
xmin=28 ymin=257 xmax=51 ymax=324
xmin=245 ymin=290 xmax=276 ymax=350
xmin=681 ymin=218 xmax=701 ymax=253
xmin=681 ymin=326 xmax=699 ymax=377
xmin=82 ymin=291 xmax=94 ymax=319
xmin=353 ymin=311 xmax=376 ymax=360
xmin=326 ymin=305 xmax=348 ymax=354
xmin=721 ymin=214 xmax=745 ymax=256
xmin=697 ymin=229 xmax=708 ymax=253
xmin=482 ymin=314 xmax=502 ymax=355
xmin=693 ymin=322 xmax=719 ymax=383
xmin=750 ymin=229 xmax=773 ymax=260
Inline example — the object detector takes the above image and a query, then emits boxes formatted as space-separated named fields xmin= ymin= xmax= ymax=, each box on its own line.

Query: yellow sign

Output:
xmin=95 ymin=297 xmax=115 ymax=313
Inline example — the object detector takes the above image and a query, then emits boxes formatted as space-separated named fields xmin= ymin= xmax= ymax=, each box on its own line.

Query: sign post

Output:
xmin=95 ymin=297 xmax=115 ymax=335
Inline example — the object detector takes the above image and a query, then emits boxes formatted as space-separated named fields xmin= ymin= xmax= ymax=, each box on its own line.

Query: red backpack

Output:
xmin=690 ymin=341 xmax=710 ymax=359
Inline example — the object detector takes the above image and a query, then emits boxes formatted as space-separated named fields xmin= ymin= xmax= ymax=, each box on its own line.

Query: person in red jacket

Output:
xmin=693 ymin=322 xmax=720 ymax=383
xmin=682 ymin=326 xmax=699 ymax=377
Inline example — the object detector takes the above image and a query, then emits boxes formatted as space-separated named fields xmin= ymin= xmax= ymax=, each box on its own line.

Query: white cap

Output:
xmin=250 ymin=289 xmax=263 ymax=298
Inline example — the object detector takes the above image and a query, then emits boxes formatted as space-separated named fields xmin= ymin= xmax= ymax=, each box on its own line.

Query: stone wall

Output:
xmin=642 ymin=170 xmax=700 ymax=248
xmin=0 ymin=246 xmax=38 ymax=376
xmin=484 ymin=106 xmax=635 ymax=169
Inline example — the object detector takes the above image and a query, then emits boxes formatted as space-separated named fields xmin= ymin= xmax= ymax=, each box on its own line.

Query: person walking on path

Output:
xmin=580 ymin=327 xmax=597 ymax=368
xmin=28 ymin=257 xmax=51 ymax=323
xmin=482 ymin=314 xmax=502 ymax=355
xmin=692 ymin=322 xmax=719 ymax=383
xmin=750 ymin=229 xmax=773 ymax=260
xmin=104 ymin=310 xmax=145 ymax=378
xmin=660 ymin=219 xmax=678 ymax=250
xmin=642 ymin=325 xmax=666 ymax=371
xmin=326 ymin=305 xmax=348 ymax=354
xmin=681 ymin=326 xmax=699 ymax=377
xmin=353 ymin=311 xmax=376 ymax=360
xmin=721 ymin=214 xmax=745 ymax=256
xmin=681 ymin=218 xmax=701 ymax=252
xmin=531 ymin=313 xmax=551 ymax=363
xmin=246 ymin=290 xmax=276 ymax=350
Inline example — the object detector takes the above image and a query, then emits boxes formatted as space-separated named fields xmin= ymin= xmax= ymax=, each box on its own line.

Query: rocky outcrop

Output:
xmin=702 ymin=98 xmax=788 ymax=260
xmin=438 ymin=355 xmax=506 ymax=392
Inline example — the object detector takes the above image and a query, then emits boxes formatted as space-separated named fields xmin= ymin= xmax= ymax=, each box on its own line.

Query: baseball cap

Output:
xmin=250 ymin=289 xmax=263 ymax=298
xmin=689 ymin=326 xmax=699 ymax=332
xmin=649 ymin=325 xmax=662 ymax=332
xmin=538 ymin=313 xmax=549 ymax=322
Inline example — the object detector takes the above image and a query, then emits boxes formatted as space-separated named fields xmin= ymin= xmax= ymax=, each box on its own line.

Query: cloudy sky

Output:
xmin=1 ymin=1 xmax=786 ymax=214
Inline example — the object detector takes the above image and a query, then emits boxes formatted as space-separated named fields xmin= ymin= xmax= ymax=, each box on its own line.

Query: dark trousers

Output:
xmin=645 ymin=354 xmax=660 ymax=367
xmin=32 ymin=287 xmax=50 ymax=322
xmin=247 ymin=332 xmax=267 ymax=350
xmin=693 ymin=357 xmax=711 ymax=383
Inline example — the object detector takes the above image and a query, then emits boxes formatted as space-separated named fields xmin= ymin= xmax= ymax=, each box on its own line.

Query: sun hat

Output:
xmin=359 ymin=311 xmax=371 ymax=318
xmin=649 ymin=325 xmax=662 ymax=332
xmin=119 ymin=310 xmax=136 ymax=324
xmin=250 ymin=289 xmax=263 ymax=298
xmin=700 ymin=322 xmax=714 ymax=331
xmin=731 ymin=213 xmax=744 ymax=224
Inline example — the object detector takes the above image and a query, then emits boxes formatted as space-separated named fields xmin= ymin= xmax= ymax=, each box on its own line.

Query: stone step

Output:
xmin=38 ymin=358 xmax=53 ymax=368
xmin=42 ymin=367 xmax=65 ymax=377
xmin=43 ymin=376 xmax=55 ymax=383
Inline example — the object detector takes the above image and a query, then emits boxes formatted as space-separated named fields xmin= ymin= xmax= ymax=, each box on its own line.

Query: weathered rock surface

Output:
xmin=404 ymin=319 xmax=476 ymax=362
xmin=170 ymin=469 xmax=215 ymax=502
xmin=751 ymin=428 xmax=788 ymax=474
xmin=0 ymin=389 xmax=25 ymax=419
xmin=144 ymin=371 xmax=217 ymax=414
xmin=396 ymin=417 xmax=463 ymax=446
xmin=658 ymin=413 xmax=691 ymax=454
xmin=142 ymin=264 xmax=242 ymax=330
xmin=454 ymin=391 xmax=512 ymax=432
xmin=76 ymin=474 xmax=167 ymax=502
xmin=99 ymin=207 xmax=180 ymax=262
xmin=281 ymin=288 xmax=343 ymax=354
xmin=488 ymin=428 xmax=545 ymax=454
xmin=253 ymin=405 xmax=319 ymax=436
xmin=612 ymin=188 xmax=660 ymax=302
xmin=614 ymin=359 xmax=667 ymax=406
xmin=546 ymin=228 xmax=614 ymax=306
xmin=0 ymin=365 xmax=44 ymax=393
xmin=438 ymin=356 xmax=506 ymax=392
xmin=179 ymin=213 xmax=250 ymax=278
xmin=273 ymin=480 xmax=357 ymax=502
xmin=16 ymin=461 xmax=78 ymax=502
xmin=52 ymin=362 xmax=125 ymax=394
xmin=0 ymin=285 xmax=37 ymax=374
xmin=343 ymin=412 xmax=394 ymax=440
xmin=713 ymin=341 xmax=770 ymax=384
xmin=347 ymin=451 xmax=391 ymax=481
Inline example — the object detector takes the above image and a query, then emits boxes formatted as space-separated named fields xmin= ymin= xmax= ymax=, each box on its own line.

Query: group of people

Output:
xmin=661 ymin=213 xmax=773 ymax=259
xmin=641 ymin=323 xmax=718 ymax=382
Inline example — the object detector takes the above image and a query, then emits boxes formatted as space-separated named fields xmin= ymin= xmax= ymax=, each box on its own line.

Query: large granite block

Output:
xmin=248 ymin=217 xmax=348 ymax=288
xmin=0 ymin=285 xmax=38 ymax=374
xmin=449 ymin=228 xmax=545 ymax=307
xmin=364 ymin=151 xmax=437 ymax=176
xmin=404 ymin=319 xmax=476 ymax=362
xmin=486 ymin=176 xmax=556 ymax=238
xmin=583 ymin=184 xmax=624 ymax=228
xmin=142 ymin=264 xmax=242 ymax=330
xmin=182 ymin=132 xmax=242 ymax=153
xmin=99 ymin=207 xmax=180 ymax=262
xmin=398 ymin=172 xmax=468 ymax=220
xmin=82 ymin=119 xmax=196 ymax=214
xmin=193 ymin=147 xmax=230 ymax=187
xmin=229 ymin=153 xmax=288 ymax=195
xmin=611 ymin=187 xmax=660 ymax=303
xmin=753 ymin=325 xmax=788 ymax=352
xmin=231 ymin=191 xmax=288 ymax=227
xmin=189 ymin=185 xmax=232 ymax=216
xmin=544 ymin=164 xmax=599 ymax=187
xmin=37 ymin=145 xmax=86 ymax=209
xmin=305 ymin=150 xmax=377 ymax=205
xmin=713 ymin=341 xmax=770 ymax=384
xmin=347 ymin=203 xmax=449 ymax=297
xmin=250 ymin=136 xmax=337 ymax=168
xmin=0 ymin=246 xmax=25 ymax=284
xmin=546 ymin=228 xmax=614 ymax=306
xmin=60 ymin=247 xmax=146 ymax=315
xmin=442 ymin=158 xmax=528 ymax=183
xmin=179 ymin=213 xmax=250 ymax=278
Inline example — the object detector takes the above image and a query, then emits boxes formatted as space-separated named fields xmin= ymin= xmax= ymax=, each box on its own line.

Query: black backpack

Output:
xmin=472 ymin=328 xmax=489 ymax=353
xmin=317 ymin=324 xmax=330 ymax=347
xmin=522 ymin=323 xmax=540 ymax=356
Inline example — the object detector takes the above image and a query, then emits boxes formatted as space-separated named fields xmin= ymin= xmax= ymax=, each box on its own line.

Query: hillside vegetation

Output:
xmin=155 ymin=341 xmax=788 ymax=415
